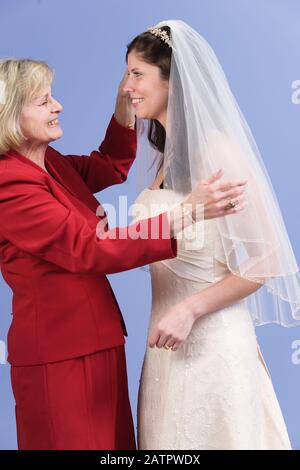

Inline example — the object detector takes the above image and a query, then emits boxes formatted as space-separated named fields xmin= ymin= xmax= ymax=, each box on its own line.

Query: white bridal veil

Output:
xmin=135 ymin=19 xmax=300 ymax=327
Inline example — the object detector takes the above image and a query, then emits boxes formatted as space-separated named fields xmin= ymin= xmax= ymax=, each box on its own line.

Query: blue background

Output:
xmin=0 ymin=0 xmax=299 ymax=449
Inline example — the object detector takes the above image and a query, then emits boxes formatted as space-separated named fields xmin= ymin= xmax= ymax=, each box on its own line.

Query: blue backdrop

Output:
xmin=0 ymin=0 xmax=299 ymax=450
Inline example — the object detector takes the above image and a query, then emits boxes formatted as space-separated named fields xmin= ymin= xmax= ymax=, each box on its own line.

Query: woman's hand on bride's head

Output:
xmin=185 ymin=168 xmax=248 ymax=221
xmin=148 ymin=300 xmax=197 ymax=352
xmin=118 ymin=70 xmax=131 ymax=98
xmin=114 ymin=70 xmax=136 ymax=128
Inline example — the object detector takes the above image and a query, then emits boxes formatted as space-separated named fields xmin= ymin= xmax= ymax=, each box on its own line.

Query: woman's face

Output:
xmin=19 ymin=85 xmax=63 ymax=145
xmin=124 ymin=51 xmax=169 ymax=126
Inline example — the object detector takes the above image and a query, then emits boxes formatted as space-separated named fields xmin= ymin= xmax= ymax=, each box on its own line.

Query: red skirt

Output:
xmin=10 ymin=346 xmax=136 ymax=450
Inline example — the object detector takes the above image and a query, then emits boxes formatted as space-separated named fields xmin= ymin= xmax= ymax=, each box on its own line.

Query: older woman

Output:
xmin=0 ymin=58 xmax=247 ymax=450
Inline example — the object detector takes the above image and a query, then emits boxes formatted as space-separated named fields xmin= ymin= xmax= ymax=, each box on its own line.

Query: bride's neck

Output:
xmin=156 ymin=111 xmax=167 ymax=129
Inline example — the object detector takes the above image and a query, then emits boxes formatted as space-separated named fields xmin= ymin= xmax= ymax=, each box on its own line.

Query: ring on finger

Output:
xmin=224 ymin=199 xmax=238 ymax=210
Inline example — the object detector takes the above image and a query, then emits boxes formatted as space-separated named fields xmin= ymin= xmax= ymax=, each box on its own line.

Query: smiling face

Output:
xmin=19 ymin=85 xmax=63 ymax=146
xmin=124 ymin=51 xmax=169 ymax=127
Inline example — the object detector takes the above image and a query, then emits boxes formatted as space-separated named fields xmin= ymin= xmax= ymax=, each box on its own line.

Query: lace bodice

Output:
xmin=132 ymin=188 xmax=230 ymax=311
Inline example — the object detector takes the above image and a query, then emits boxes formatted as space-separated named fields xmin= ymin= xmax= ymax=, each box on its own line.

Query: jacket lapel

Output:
xmin=6 ymin=148 xmax=103 ymax=221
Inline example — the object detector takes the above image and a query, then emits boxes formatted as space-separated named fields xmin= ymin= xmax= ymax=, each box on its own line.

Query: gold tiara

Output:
xmin=147 ymin=27 xmax=172 ymax=48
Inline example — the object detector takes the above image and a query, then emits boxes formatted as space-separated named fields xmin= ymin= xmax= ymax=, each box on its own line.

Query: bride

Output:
xmin=125 ymin=20 xmax=300 ymax=450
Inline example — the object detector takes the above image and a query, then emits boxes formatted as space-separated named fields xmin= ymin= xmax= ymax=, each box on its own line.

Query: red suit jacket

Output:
xmin=0 ymin=116 xmax=177 ymax=366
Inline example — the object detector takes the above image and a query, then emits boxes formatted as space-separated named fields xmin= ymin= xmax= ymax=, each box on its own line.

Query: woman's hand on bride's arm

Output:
xmin=148 ymin=300 xmax=197 ymax=352
xmin=113 ymin=70 xmax=136 ymax=128
xmin=185 ymin=168 xmax=248 ymax=220
xmin=168 ymin=168 xmax=248 ymax=238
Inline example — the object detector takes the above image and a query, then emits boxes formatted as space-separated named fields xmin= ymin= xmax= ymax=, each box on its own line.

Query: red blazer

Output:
xmin=0 ymin=116 xmax=177 ymax=366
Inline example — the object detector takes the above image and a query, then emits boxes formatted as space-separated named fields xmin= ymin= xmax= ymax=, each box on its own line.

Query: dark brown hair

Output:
xmin=126 ymin=27 xmax=192 ymax=193
xmin=126 ymin=26 xmax=172 ymax=155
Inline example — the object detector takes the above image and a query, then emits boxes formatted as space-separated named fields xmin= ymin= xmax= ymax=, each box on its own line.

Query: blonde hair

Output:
xmin=0 ymin=59 xmax=54 ymax=155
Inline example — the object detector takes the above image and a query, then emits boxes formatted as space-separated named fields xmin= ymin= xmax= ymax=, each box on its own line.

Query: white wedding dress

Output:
xmin=132 ymin=188 xmax=292 ymax=450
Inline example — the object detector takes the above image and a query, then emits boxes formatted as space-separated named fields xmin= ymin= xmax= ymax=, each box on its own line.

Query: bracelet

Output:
xmin=181 ymin=204 xmax=195 ymax=224
xmin=169 ymin=203 xmax=194 ymax=238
